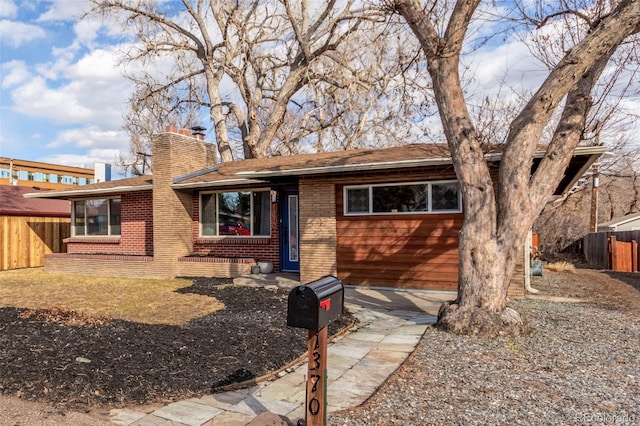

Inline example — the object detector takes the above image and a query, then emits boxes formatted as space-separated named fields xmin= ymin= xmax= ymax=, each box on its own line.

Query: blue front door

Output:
xmin=280 ymin=190 xmax=300 ymax=272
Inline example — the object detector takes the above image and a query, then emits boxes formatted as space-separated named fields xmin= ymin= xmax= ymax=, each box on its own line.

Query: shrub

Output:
xmin=544 ymin=261 xmax=576 ymax=273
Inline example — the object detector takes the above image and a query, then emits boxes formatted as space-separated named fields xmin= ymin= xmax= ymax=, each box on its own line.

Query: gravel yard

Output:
xmin=330 ymin=269 xmax=640 ymax=425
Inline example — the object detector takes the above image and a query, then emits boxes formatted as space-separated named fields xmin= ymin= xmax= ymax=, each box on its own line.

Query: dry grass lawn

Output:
xmin=0 ymin=268 xmax=224 ymax=325
xmin=544 ymin=261 xmax=576 ymax=273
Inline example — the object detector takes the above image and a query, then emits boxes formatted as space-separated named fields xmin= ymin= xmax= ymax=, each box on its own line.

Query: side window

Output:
xmin=431 ymin=182 xmax=460 ymax=211
xmin=346 ymin=187 xmax=369 ymax=214
xmin=72 ymin=198 xmax=121 ymax=236
xmin=345 ymin=181 xmax=460 ymax=215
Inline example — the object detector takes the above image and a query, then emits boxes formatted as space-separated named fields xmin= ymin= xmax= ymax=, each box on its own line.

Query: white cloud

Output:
xmin=470 ymin=40 xmax=545 ymax=90
xmin=68 ymin=47 xmax=122 ymax=80
xmin=11 ymin=76 xmax=95 ymax=124
xmin=1 ymin=60 xmax=30 ymax=88
xmin=35 ymin=56 xmax=71 ymax=81
xmin=9 ymin=47 xmax=130 ymax=128
xmin=41 ymin=148 xmax=124 ymax=170
xmin=0 ymin=19 xmax=46 ymax=47
xmin=46 ymin=126 xmax=127 ymax=151
xmin=36 ymin=0 xmax=88 ymax=22
xmin=0 ymin=0 xmax=17 ymax=18
xmin=73 ymin=15 xmax=103 ymax=46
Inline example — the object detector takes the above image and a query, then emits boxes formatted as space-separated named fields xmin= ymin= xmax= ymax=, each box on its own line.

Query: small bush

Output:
xmin=544 ymin=261 xmax=576 ymax=273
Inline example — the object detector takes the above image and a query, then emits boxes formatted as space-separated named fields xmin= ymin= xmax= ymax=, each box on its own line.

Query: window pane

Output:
xmin=218 ymin=192 xmax=250 ymax=235
xmin=346 ymin=188 xmax=369 ymax=213
xmin=110 ymin=198 xmax=121 ymax=235
xmin=86 ymin=199 xmax=109 ymax=235
xmin=252 ymin=192 xmax=271 ymax=236
xmin=373 ymin=184 xmax=427 ymax=213
xmin=201 ymin=194 xmax=216 ymax=236
xmin=288 ymin=195 xmax=299 ymax=261
xmin=432 ymin=182 xmax=460 ymax=211
xmin=74 ymin=201 xmax=85 ymax=236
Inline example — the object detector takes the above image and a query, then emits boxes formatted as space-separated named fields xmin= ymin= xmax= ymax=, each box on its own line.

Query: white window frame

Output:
xmin=199 ymin=189 xmax=271 ymax=237
xmin=344 ymin=180 xmax=462 ymax=216
xmin=72 ymin=197 xmax=121 ymax=236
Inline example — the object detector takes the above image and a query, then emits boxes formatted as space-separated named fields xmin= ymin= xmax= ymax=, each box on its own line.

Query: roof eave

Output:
xmin=547 ymin=146 xmax=607 ymax=202
xmin=236 ymin=157 xmax=455 ymax=179
xmin=219 ymin=146 xmax=604 ymax=180
xmin=552 ymin=151 xmax=605 ymax=201
xmin=0 ymin=210 xmax=70 ymax=218
xmin=23 ymin=184 xmax=154 ymax=199
xmin=601 ymin=214 xmax=640 ymax=227
xmin=533 ymin=145 xmax=608 ymax=159
xmin=171 ymin=178 xmax=268 ymax=190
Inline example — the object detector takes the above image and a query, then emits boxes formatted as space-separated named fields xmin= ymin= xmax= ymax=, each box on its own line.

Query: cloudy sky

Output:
xmin=0 ymin=0 xmax=637 ymax=176
xmin=0 ymin=0 xmax=130 ymax=170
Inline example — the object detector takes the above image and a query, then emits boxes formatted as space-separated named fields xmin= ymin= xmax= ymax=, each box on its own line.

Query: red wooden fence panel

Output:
xmin=608 ymin=237 xmax=638 ymax=272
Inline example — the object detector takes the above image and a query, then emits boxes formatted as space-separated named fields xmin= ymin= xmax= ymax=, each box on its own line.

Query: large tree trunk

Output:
xmin=394 ymin=0 xmax=640 ymax=337
xmin=396 ymin=0 xmax=527 ymax=336
xmin=427 ymin=54 xmax=528 ymax=337
xmin=204 ymin=64 xmax=234 ymax=162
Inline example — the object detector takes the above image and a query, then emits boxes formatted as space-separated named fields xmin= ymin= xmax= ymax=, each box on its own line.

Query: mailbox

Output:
xmin=287 ymin=275 xmax=344 ymax=330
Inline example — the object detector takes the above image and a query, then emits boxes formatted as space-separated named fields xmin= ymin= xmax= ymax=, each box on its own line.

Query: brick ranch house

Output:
xmin=25 ymin=127 xmax=604 ymax=297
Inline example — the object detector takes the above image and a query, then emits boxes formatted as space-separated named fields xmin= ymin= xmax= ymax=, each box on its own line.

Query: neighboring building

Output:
xmin=0 ymin=157 xmax=109 ymax=189
xmin=597 ymin=212 xmax=640 ymax=232
xmin=0 ymin=186 xmax=70 ymax=270
xmin=25 ymin=127 xmax=604 ymax=297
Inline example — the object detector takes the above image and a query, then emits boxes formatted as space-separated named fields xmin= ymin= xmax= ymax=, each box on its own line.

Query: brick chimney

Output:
xmin=152 ymin=127 xmax=218 ymax=277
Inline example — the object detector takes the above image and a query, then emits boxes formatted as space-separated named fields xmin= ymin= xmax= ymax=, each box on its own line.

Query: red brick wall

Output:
xmin=65 ymin=190 xmax=153 ymax=256
xmin=45 ymin=254 xmax=155 ymax=278
xmin=191 ymin=192 xmax=281 ymax=271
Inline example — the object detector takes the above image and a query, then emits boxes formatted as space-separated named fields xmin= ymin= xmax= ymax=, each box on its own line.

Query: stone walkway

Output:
xmin=108 ymin=279 xmax=454 ymax=426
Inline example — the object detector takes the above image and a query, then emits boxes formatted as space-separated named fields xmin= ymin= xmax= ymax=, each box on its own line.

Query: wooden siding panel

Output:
xmin=336 ymin=182 xmax=463 ymax=290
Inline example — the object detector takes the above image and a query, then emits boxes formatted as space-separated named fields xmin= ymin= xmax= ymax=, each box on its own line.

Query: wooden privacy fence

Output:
xmin=0 ymin=215 xmax=70 ymax=271
xmin=608 ymin=237 xmax=638 ymax=272
xmin=584 ymin=230 xmax=640 ymax=272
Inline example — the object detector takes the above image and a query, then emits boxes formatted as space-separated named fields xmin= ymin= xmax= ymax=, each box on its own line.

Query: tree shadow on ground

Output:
xmin=603 ymin=271 xmax=640 ymax=294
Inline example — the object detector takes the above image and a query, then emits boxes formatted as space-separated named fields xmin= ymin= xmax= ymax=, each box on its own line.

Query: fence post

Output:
xmin=632 ymin=240 xmax=638 ymax=273
xmin=608 ymin=236 xmax=616 ymax=271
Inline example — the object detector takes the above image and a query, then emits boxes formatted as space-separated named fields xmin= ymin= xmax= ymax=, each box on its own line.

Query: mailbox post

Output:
xmin=287 ymin=275 xmax=344 ymax=426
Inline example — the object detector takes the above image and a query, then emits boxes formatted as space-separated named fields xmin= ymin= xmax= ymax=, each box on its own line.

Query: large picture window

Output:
xmin=72 ymin=198 xmax=121 ymax=236
xmin=344 ymin=180 xmax=461 ymax=215
xmin=200 ymin=190 xmax=271 ymax=237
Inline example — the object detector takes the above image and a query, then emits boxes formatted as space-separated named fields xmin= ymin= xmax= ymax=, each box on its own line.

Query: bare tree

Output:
xmin=89 ymin=0 xmax=412 ymax=162
xmin=388 ymin=0 xmax=640 ymax=336
xmin=269 ymin=21 xmax=439 ymax=155
xmin=119 ymin=90 xmax=201 ymax=175
xmin=493 ymin=2 xmax=640 ymax=257
xmin=535 ymin=151 xmax=640 ymax=255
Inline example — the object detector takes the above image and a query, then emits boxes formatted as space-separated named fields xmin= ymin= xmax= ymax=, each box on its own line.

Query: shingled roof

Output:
xmin=23 ymin=143 xmax=605 ymax=198
xmin=22 ymin=176 xmax=153 ymax=199
xmin=0 ymin=186 xmax=70 ymax=216
xmin=172 ymin=143 xmax=453 ymax=188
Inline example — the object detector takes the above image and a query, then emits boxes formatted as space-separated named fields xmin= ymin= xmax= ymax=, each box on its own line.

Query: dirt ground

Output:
xmin=530 ymin=268 xmax=640 ymax=314
xmin=0 ymin=268 xmax=638 ymax=425
xmin=0 ymin=278 xmax=353 ymax=425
